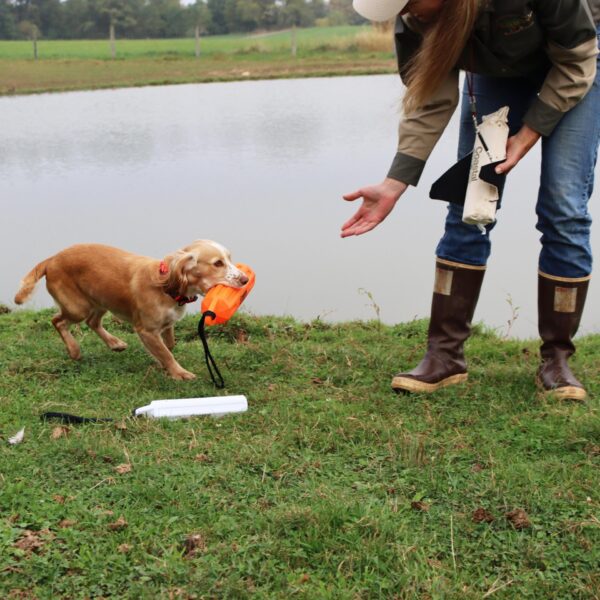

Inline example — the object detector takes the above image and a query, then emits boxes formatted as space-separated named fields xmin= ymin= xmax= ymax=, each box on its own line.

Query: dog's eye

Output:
xmin=213 ymin=260 xmax=224 ymax=268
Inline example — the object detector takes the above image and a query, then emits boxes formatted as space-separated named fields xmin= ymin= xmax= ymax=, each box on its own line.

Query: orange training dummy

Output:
xmin=201 ymin=263 xmax=255 ymax=326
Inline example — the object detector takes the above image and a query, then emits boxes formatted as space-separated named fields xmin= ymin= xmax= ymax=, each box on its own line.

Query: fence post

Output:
xmin=110 ymin=22 xmax=116 ymax=59
xmin=291 ymin=24 xmax=297 ymax=57
xmin=195 ymin=25 xmax=200 ymax=58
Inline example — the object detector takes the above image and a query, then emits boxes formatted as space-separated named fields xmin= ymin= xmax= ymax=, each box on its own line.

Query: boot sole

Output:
xmin=537 ymin=380 xmax=587 ymax=402
xmin=391 ymin=373 xmax=468 ymax=394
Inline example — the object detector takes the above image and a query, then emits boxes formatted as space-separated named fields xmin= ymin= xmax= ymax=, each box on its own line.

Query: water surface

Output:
xmin=1 ymin=75 xmax=598 ymax=339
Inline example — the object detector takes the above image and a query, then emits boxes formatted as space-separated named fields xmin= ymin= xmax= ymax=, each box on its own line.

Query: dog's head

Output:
xmin=162 ymin=240 xmax=249 ymax=297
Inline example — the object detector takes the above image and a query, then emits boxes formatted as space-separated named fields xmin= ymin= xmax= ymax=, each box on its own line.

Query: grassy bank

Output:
xmin=0 ymin=26 xmax=396 ymax=95
xmin=1 ymin=308 xmax=599 ymax=598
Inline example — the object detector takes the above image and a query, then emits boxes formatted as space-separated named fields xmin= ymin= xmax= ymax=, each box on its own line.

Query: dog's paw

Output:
xmin=67 ymin=347 xmax=82 ymax=360
xmin=109 ymin=340 xmax=128 ymax=352
xmin=170 ymin=369 xmax=196 ymax=381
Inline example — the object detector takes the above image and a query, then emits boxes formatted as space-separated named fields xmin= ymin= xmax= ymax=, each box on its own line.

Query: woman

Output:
xmin=342 ymin=0 xmax=600 ymax=400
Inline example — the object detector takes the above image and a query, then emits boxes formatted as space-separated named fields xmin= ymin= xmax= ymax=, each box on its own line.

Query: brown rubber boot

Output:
xmin=537 ymin=271 xmax=590 ymax=401
xmin=392 ymin=258 xmax=486 ymax=393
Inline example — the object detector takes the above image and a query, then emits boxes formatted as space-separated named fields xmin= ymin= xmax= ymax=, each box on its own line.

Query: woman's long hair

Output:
xmin=402 ymin=0 xmax=479 ymax=113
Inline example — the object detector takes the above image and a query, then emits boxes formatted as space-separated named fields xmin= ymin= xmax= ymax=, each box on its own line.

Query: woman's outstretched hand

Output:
xmin=341 ymin=178 xmax=408 ymax=238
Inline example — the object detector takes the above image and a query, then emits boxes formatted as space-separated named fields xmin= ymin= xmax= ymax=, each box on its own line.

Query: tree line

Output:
xmin=0 ymin=0 xmax=364 ymax=41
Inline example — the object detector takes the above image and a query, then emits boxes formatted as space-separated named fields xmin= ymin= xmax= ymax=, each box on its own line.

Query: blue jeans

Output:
xmin=436 ymin=25 xmax=600 ymax=278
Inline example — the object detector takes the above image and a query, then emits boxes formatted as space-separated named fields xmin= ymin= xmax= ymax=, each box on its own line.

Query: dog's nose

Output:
xmin=239 ymin=274 xmax=249 ymax=286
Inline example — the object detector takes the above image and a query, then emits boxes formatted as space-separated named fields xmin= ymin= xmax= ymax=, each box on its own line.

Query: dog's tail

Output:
xmin=14 ymin=258 xmax=52 ymax=305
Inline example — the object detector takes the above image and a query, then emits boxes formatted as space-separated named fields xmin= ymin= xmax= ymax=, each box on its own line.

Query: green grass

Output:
xmin=1 ymin=308 xmax=598 ymax=598
xmin=0 ymin=26 xmax=371 ymax=60
xmin=0 ymin=26 xmax=396 ymax=95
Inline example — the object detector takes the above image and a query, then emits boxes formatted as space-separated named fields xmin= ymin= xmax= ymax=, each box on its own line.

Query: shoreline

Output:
xmin=0 ymin=56 xmax=397 ymax=96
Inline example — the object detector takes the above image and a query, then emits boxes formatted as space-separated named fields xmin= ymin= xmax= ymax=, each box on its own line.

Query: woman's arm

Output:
xmin=523 ymin=1 xmax=598 ymax=137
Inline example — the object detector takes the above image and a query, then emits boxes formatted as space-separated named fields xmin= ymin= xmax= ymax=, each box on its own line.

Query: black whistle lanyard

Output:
xmin=40 ymin=412 xmax=114 ymax=424
xmin=197 ymin=311 xmax=225 ymax=389
xmin=466 ymin=71 xmax=494 ymax=162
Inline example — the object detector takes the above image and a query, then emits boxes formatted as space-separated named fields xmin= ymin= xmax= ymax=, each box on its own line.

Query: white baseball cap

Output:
xmin=353 ymin=0 xmax=410 ymax=22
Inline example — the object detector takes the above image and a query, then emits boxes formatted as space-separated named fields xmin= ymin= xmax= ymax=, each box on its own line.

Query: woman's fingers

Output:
xmin=341 ymin=211 xmax=362 ymax=231
xmin=341 ymin=216 xmax=375 ymax=238
xmin=342 ymin=189 xmax=364 ymax=201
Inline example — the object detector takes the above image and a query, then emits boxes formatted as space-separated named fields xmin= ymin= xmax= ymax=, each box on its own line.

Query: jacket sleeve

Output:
xmin=388 ymin=15 xmax=460 ymax=186
xmin=387 ymin=69 xmax=460 ymax=186
xmin=523 ymin=0 xmax=598 ymax=136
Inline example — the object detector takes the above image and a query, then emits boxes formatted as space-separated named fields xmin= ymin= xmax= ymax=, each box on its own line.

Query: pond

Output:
xmin=1 ymin=74 xmax=598 ymax=339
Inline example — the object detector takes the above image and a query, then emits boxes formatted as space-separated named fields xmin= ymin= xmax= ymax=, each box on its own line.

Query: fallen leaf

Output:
xmin=472 ymin=508 xmax=495 ymax=523
xmin=235 ymin=329 xmax=249 ymax=343
xmin=506 ymin=508 xmax=531 ymax=530
xmin=52 ymin=495 xmax=66 ymax=504
xmin=108 ymin=516 xmax=128 ymax=531
xmin=585 ymin=444 xmax=600 ymax=457
xmin=411 ymin=501 xmax=430 ymax=512
xmin=194 ymin=454 xmax=210 ymax=462
xmin=115 ymin=463 xmax=132 ymax=475
xmin=58 ymin=519 xmax=76 ymax=529
xmin=13 ymin=529 xmax=53 ymax=554
xmin=8 ymin=428 xmax=25 ymax=445
xmin=51 ymin=426 xmax=70 ymax=440
xmin=118 ymin=543 xmax=132 ymax=553
xmin=114 ymin=420 xmax=127 ymax=431
xmin=298 ymin=574 xmax=310 ymax=584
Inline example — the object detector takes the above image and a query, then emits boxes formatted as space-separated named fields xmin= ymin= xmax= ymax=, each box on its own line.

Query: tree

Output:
xmin=279 ymin=0 xmax=313 ymax=28
xmin=188 ymin=0 xmax=211 ymax=34
xmin=92 ymin=0 xmax=139 ymax=56
xmin=206 ymin=0 xmax=226 ymax=34
xmin=62 ymin=0 xmax=96 ymax=39
xmin=94 ymin=0 xmax=139 ymax=37
xmin=18 ymin=18 xmax=40 ymax=57
xmin=0 ymin=1 xmax=18 ymax=39
xmin=328 ymin=0 xmax=363 ymax=25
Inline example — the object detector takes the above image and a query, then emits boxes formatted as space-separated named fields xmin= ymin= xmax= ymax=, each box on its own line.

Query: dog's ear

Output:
xmin=163 ymin=252 xmax=196 ymax=296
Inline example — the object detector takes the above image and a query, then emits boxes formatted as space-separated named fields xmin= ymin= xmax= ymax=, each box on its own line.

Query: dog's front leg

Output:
xmin=135 ymin=327 xmax=195 ymax=380
xmin=162 ymin=326 xmax=175 ymax=350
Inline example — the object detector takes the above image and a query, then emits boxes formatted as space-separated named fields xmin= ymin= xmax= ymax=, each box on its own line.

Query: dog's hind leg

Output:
xmin=47 ymin=279 xmax=92 ymax=360
xmin=52 ymin=313 xmax=82 ymax=360
xmin=86 ymin=310 xmax=128 ymax=352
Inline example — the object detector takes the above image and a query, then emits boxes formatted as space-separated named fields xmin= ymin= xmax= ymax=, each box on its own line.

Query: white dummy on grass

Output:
xmin=134 ymin=395 xmax=248 ymax=419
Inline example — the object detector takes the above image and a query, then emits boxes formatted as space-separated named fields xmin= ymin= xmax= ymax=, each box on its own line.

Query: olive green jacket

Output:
xmin=388 ymin=0 xmax=599 ymax=186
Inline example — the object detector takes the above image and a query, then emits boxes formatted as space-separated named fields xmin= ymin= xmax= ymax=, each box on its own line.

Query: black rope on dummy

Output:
xmin=198 ymin=311 xmax=225 ymax=389
xmin=40 ymin=412 xmax=114 ymax=424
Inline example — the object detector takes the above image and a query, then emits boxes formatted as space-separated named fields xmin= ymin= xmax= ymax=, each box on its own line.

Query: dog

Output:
xmin=14 ymin=241 xmax=248 ymax=380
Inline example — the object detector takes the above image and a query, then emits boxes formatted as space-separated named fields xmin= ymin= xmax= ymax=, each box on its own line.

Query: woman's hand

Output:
xmin=495 ymin=124 xmax=541 ymax=175
xmin=341 ymin=178 xmax=408 ymax=238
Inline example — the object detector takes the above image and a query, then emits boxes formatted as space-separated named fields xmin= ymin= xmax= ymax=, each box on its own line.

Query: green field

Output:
xmin=0 ymin=26 xmax=396 ymax=95
xmin=1 ymin=308 xmax=599 ymax=598
xmin=0 ymin=26 xmax=375 ymax=60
